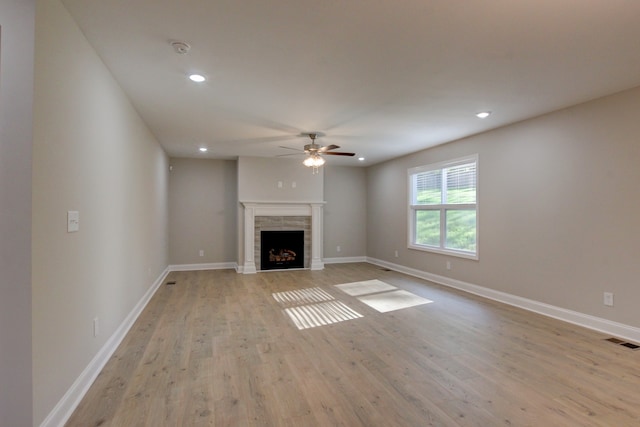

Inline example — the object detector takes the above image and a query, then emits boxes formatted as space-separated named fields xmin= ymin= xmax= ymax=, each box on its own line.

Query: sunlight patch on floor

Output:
xmin=272 ymin=287 xmax=363 ymax=330
xmin=335 ymin=280 xmax=433 ymax=313
xmin=272 ymin=287 xmax=334 ymax=306
xmin=284 ymin=300 xmax=363 ymax=330
xmin=357 ymin=290 xmax=433 ymax=313
xmin=334 ymin=279 xmax=397 ymax=296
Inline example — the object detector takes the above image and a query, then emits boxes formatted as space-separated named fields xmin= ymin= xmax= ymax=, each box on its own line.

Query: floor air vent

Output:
xmin=166 ymin=281 xmax=176 ymax=286
xmin=620 ymin=342 xmax=640 ymax=350
xmin=605 ymin=337 xmax=639 ymax=350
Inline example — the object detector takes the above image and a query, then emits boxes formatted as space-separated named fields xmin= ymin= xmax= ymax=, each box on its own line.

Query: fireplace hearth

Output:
xmin=261 ymin=230 xmax=304 ymax=270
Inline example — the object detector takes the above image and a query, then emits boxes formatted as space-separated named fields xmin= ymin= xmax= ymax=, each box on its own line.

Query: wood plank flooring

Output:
xmin=66 ymin=263 xmax=640 ymax=426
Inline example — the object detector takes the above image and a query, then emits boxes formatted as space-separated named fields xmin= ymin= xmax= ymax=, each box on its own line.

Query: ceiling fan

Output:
xmin=279 ymin=132 xmax=356 ymax=173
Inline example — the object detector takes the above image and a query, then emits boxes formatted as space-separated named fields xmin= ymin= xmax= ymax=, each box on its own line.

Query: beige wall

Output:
xmin=0 ymin=0 xmax=35 ymax=425
xmin=238 ymin=156 xmax=324 ymax=202
xmin=169 ymin=158 xmax=365 ymax=267
xmin=32 ymin=0 xmax=169 ymax=423
xmin=367 ymin=86 xmax=640 ymax=329
xmin=324 ymin=166 xmax=367 ymax=258
xmin=237 ymin=156 xmax=325 ymax=265
xmin=169 ymin=158 xmax=237 ymax=265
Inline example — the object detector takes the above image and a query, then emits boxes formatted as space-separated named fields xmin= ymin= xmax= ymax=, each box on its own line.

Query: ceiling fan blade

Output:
xmin=319 ymin=144 xmax=340 ymax=152
xmin=276 ymin=153 xmax=304 ymax=157
xmin=279 ymin=146 xmax=303 ymax=152
xmin=324 ymin=151 xmax=356 ymax=156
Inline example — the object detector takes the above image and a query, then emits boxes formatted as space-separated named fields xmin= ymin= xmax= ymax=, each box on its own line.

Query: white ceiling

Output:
xmin=61 ymin=0 xmax=640 ymax=166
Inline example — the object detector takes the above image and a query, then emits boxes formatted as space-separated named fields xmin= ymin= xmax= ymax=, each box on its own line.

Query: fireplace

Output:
xmin=240 ymin=202 xmax=325 ymax=274
xmin=261 ymin=230 xmax=304 ymax=270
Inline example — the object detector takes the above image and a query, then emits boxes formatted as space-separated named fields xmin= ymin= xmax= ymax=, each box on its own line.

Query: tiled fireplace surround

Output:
xmin=241 ymin=202 xmax=324 ymax=274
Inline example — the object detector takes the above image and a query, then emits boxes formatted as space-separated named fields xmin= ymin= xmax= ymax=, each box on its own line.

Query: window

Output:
xmin=408 ymin=155 xmax=478 ymax=259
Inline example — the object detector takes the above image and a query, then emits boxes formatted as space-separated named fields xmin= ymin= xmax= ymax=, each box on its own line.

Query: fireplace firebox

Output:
xmin=261 ymin=230 xmax=304 ymax=270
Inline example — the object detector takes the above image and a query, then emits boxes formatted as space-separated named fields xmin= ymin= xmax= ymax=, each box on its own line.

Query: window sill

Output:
xmin=408 ymin=243 xmax=478 ymax=261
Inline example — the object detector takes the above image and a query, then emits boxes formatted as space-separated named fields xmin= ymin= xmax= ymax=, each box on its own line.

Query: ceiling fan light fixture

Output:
xmin=303 ymin=154 xmax=325 ymax=168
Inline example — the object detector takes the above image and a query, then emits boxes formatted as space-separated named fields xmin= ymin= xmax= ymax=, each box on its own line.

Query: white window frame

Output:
xmin=408 ymin=154 xmax=478 ymax=260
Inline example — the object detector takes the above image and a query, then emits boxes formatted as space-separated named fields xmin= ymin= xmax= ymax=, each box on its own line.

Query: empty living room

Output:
xmin=3 ymin=0 xmax=640 ymax=426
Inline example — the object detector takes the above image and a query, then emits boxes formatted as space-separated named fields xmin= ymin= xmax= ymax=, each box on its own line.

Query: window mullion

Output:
xmin=411 ymin=205 xmax=441 ymax=210
xmin=441 ymin=204 xmax=475 ymax=210
xmin=441 ymin=168 xmax=447 ymax=204
xmin=440 ymin=168 xmax=447 ymax=249
xmin=440 ymin=208 xmax=446 ymax=249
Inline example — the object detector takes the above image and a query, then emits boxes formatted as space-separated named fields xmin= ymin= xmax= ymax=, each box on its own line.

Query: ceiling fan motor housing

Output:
xmin=304 ymin=143 xmax=320 ymax=153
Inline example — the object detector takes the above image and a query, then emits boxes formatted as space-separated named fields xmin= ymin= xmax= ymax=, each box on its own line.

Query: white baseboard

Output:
xmin=367 ymin=257 xmax=640 ymax=343
xmin=40 ymin=267 xmax=171 ymax=427
xmin=168 ymin=262 xmax=237 ymax=272
xmin=323 ymin=256 xmax=367 ymax=264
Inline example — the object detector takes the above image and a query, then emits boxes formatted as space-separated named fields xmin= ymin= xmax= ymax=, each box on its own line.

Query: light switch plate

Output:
xmin=67 ymin=211 xmax=79 ymax=232
xmin=603 ymin=292 xmax=614 ymax=307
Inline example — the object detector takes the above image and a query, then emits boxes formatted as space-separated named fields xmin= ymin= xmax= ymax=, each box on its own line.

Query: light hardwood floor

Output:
xmin=66 ymin=263 xmax=640 ymax=426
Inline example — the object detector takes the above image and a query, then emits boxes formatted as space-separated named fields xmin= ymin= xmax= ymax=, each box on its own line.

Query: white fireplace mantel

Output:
xmin=241 ymin=201 xmax=325 ymax=274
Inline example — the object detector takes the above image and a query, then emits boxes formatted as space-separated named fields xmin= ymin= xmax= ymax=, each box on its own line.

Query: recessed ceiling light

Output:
xmin=476 ymin=111 xmax=491 ymax=119
xmin=199 ymin=147 xmax=208 ymax=152
xmin=189 ymin=74 xmax=206 ymax=83
xmin=358 ymin=157 xmax=365 ymax=161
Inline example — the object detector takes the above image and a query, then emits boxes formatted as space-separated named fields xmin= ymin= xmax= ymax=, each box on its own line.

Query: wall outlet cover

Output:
xmin=603 ymin=292 xmax=614 ymax=307
xmin=67 ymin=211 xmax=80 ymax=232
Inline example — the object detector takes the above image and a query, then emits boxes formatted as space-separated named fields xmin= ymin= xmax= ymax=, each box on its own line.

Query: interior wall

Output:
xmin=32 ymin=0 xmax=169 ymax=423
xmin=324 ymin=166 xmax=367 ymax=259
xmin=367 ymin=86 xmax=640 ymax=330
xmin=169 ymin=158 xmax=364 ymax=267
xmin=0 ymin=0 xmax=35 ymax=425
xmin=169 ymin=158 xmax=237 ymax=265
xmin=237 ymin=156 xmax=325 ymax=265
xmin=237 ymin=156 xmax=324 ymax=202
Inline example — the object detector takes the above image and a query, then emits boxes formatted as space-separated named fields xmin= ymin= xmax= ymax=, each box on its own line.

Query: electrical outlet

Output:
xmin=394 ymin=250 xmax=399 ymax=258
xmin=336 ymin=245 xmax=341 ymax=252
xmin=67 ymin=211 xmax=80 ymax=232
xmin=603 ymin=292 xmax=614 ymax=307
xmin=446 ymin=261 xmax=451 ymax=270
xmin=93 ymin=317 xmax=99 ymax=337
xmin=199 ymin=250 xmax=204 ymax=257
